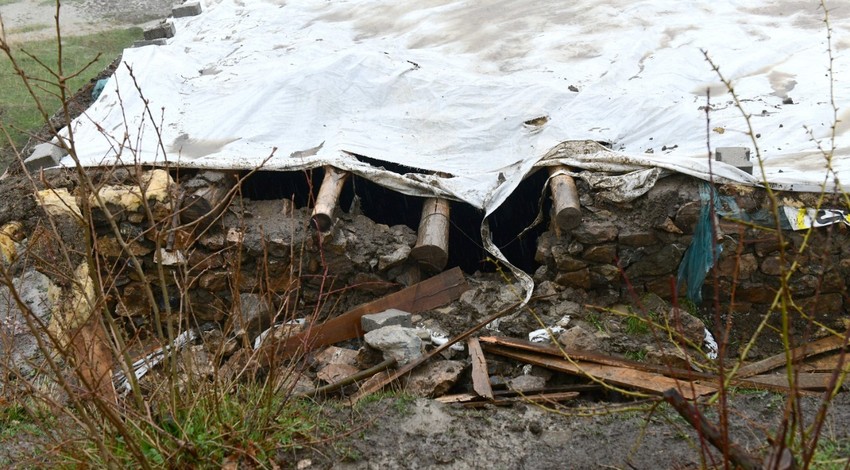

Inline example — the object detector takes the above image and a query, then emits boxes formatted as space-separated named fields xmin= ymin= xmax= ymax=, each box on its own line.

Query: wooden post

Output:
xmin=548 ymin=166 xmax=581 ymax=232
xmin=311 ymin=166 xmax=349 ymax=232
xmin=180 ymin=171 xmax=238 ymax=229
xmin=410 ymin=197 xmax=450 ymax=272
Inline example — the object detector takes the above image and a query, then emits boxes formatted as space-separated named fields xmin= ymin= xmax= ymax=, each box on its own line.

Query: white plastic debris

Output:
xmin=704 ymin=328 xmax=718 ymax=360
xmin=556 ymin=315 xmax=572 ymax=328
xmin=528 ymin=326 xmax=565 ymax=343
xmin=112 ymin=329 xmax=197 ymax=395
xmin=429 ymin=330 xmax=465 ymax=351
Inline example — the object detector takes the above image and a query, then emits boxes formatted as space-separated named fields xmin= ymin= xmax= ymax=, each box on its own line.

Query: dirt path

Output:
xmin=0 ymin=0 xmax=171 ymax=43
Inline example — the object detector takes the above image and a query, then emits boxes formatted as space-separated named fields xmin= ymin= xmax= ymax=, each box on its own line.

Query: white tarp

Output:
xmin=66 ymin=0 xmax=850 ymax=214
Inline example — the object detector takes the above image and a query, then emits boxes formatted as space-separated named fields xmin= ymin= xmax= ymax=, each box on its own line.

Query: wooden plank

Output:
xmin=736 ymin=334 xmax=848 ymax=379
xmin=467 ymin=337 xmax=493 ymax=399
xmin=351 ymin=297 xmax=527 ymax=403
xmin=479 ymin=335 xmax=713 ymax=382
xmin=258 ymin=267 xmax=468 ymax=365
xmin=744 ymin=372 xmax=844 ymax=392
xmin=483 ymin=344 xmax=716 ymax=399
xmin=799 ymin=351 xmax=850 ymax=373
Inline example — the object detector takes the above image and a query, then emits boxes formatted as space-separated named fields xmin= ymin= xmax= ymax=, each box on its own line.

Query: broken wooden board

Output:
xmin=736 ymin=334 xmax=848 ymax=379
xmin=798 ymin=351 xmax=850 ymax=373
xmin=468 ymin=337 xmax=493 ymax=399
xmin=258 ymin=267 xmax=468 ymax=365
xmin=437 ymin=391 xmax=581 ymax=408
xmin=479 ymin=336 xmax=713 ymax=382
xmin=483 ymin=344 xmax=716 ymax=399
xmin=742 ymin=372 xmax=845 ymax=392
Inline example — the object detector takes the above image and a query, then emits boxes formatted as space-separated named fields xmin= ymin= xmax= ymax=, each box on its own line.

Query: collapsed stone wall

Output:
xmin=533 ymin=173 xmax=849 ymax=349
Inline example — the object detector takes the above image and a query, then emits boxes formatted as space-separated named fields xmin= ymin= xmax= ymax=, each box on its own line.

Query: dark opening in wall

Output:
xmin=239 ymin=166 xmax=548 ymax=275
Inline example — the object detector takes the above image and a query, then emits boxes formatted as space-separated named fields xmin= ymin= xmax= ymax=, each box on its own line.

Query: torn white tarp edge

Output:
xmin=112 ymin=329 xmax=197 ymax=396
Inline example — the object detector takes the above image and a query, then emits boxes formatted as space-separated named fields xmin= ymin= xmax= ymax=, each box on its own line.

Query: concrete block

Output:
xmin=361 ymin=308 xmax=412 ymax=332
xmin=133 ymin=39 xmax=168 ymax=48
xmin=144 ymin=21 xmax=176 ymax=40
xmin=715 ymin=147 xmax=752 ymax=174
xmin=173 ymin=1 xmax=203 ymax=18
xmin=24 ymin=141 xmax=64 ymax=172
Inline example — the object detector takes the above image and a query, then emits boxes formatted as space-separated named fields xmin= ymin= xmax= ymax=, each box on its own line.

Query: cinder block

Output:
xmin=24 ymin=141 xmax=64 ymax=172
xmin=144 ymin=21 xmax=176 ymax=40
xmin=173 ymin=1 xmax=203 ymax=18
xmin=361 ymin=309 xmax=413 ymax=333
xmin=133 ymin=39 xmax=168 ymax=48
xmin=715 ymin=147 xmax=753 ymax=175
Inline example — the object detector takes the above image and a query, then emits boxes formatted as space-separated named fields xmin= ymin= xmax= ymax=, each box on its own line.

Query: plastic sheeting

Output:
xmin=65 ymin=0 xmax=850 ymax=212
xmin=61 ymin=0 xmax=850 ymax=307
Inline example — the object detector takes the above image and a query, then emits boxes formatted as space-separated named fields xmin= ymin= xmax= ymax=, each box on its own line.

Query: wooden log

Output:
xmin=483 ymin=344 xmax=716 ymax=399
xmin=548 ymin=165 xmax=581 ymax=232
xmin=410 ymin=198 xmax=450 ymax=272
xmin=180 ymin=170 xmax=238 ymax=229
xmin=743 ymin=372 xmax=844 ymax=392
xmin=295 ymin=358 xmax=397 ymax=398
xmin=257 ymin=267 xmax=468 ymax=366
xmin=468 ymin=338 xmax=493 ymax=399
xmin=736 ymin=334 xmax=848 ymax=379
xmin=311 ymin=166 xmax=349 ymax=232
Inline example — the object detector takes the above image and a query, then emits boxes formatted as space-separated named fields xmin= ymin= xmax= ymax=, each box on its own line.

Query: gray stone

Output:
xmin=664 ymin=307 xmax=706 ymax=345
xmin=24 ymin=141 xmax=64 ymax=172
xmin=144 ymin=21 xmax=175 ymax=40
xmin=361 ymin=309 xmax=412 ymax=332
xmin=378 ymin=245 xmax=411 ymax=270
xmin=405 ymin=360 xmax=465 ymax=397
xmin=172 ymin=1 xmax=202 ymax=17
xmin=132 ymin=39 xmax=168 ymax=48
xmin=558 ymin=325 xmax=602 ymax=352
xmin=364 ymin=325 xmax=422 ymax=365
xmin=509 ymin=374 xmax=546 ymax=392
xmin=0 ymin=270 xmax=53 ymax=381
xmin=232 ymin=293 xmax=275 ymax=342
xmin=572 ymin=221 xmax=619 ymax=244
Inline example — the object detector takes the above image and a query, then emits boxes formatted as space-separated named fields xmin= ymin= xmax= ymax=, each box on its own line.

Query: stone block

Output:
xmin=361 ymin=309 xmax=413 ymax=332
xmin=173 ymin=1 xmax=203 ymax=17
xmin=364 ymin=325 xmax=422 ymax=365
xmin=144 ymin=21 xmax=176 ymax=40
xmin=24 ymin=141 xmax=64 ymax=172
xmin=715 ymin=147 xmax=753 ymax=174
xmin=572 ymin=220 xmax=619 ymax=244
xmin=405 ymin=360 xmax=465 ymax=397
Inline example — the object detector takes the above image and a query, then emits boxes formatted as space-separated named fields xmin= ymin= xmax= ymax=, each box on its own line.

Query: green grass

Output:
xmin=0 ymin=27 xmax=142 ymax=161
xmin=623 ymin=315 xmax=650 ymax=335
xmin=624 ymin=349 xmax=647 ymax=362
xmin=73 ymin=385 xmax=334 ymax=468
xmin=811 ymin=438 xmax=850 ymax=469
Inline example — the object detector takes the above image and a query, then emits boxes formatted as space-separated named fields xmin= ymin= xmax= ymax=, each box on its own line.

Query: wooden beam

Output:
xmin=257 ymin=267 xmax=468 ymax=366
xmin=311 ymin=166 xmax=349 ymax=232
xmin=736 ymin=334 xmax=848 ymax=379
xmin=548 ymin=166 xmax=581 ymax=232
xmin=743 ymin=372 xmax=844 ymax=392
xmin=410 ymin=198 xmax=450 ymax=272
xmin=468 ymin=337 xmax=493 ymax=399
xmin=483 ymin=344 xmax=716 ymax=399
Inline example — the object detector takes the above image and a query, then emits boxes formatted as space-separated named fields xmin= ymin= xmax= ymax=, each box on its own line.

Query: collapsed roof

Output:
xmin=65 ymin=0 xmax=850 ymax=211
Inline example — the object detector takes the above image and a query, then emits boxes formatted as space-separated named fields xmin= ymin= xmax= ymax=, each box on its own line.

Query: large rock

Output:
xmin=509 ymin=374 xmax=547 ymax=392
xmin=361 ymin=309 xmax=412 ymax=332
xmin=0 ymin=270 xmax=53 ymax=381
xmin=405 ymin=360 xmax=465 ymax=397
xmin=665 ymin=307 xmax=706 ymax=345
xmin=231 ymin=293 xmax=275 ymax=342
xmin=364 ymin=325 xmax=423 ymax=365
